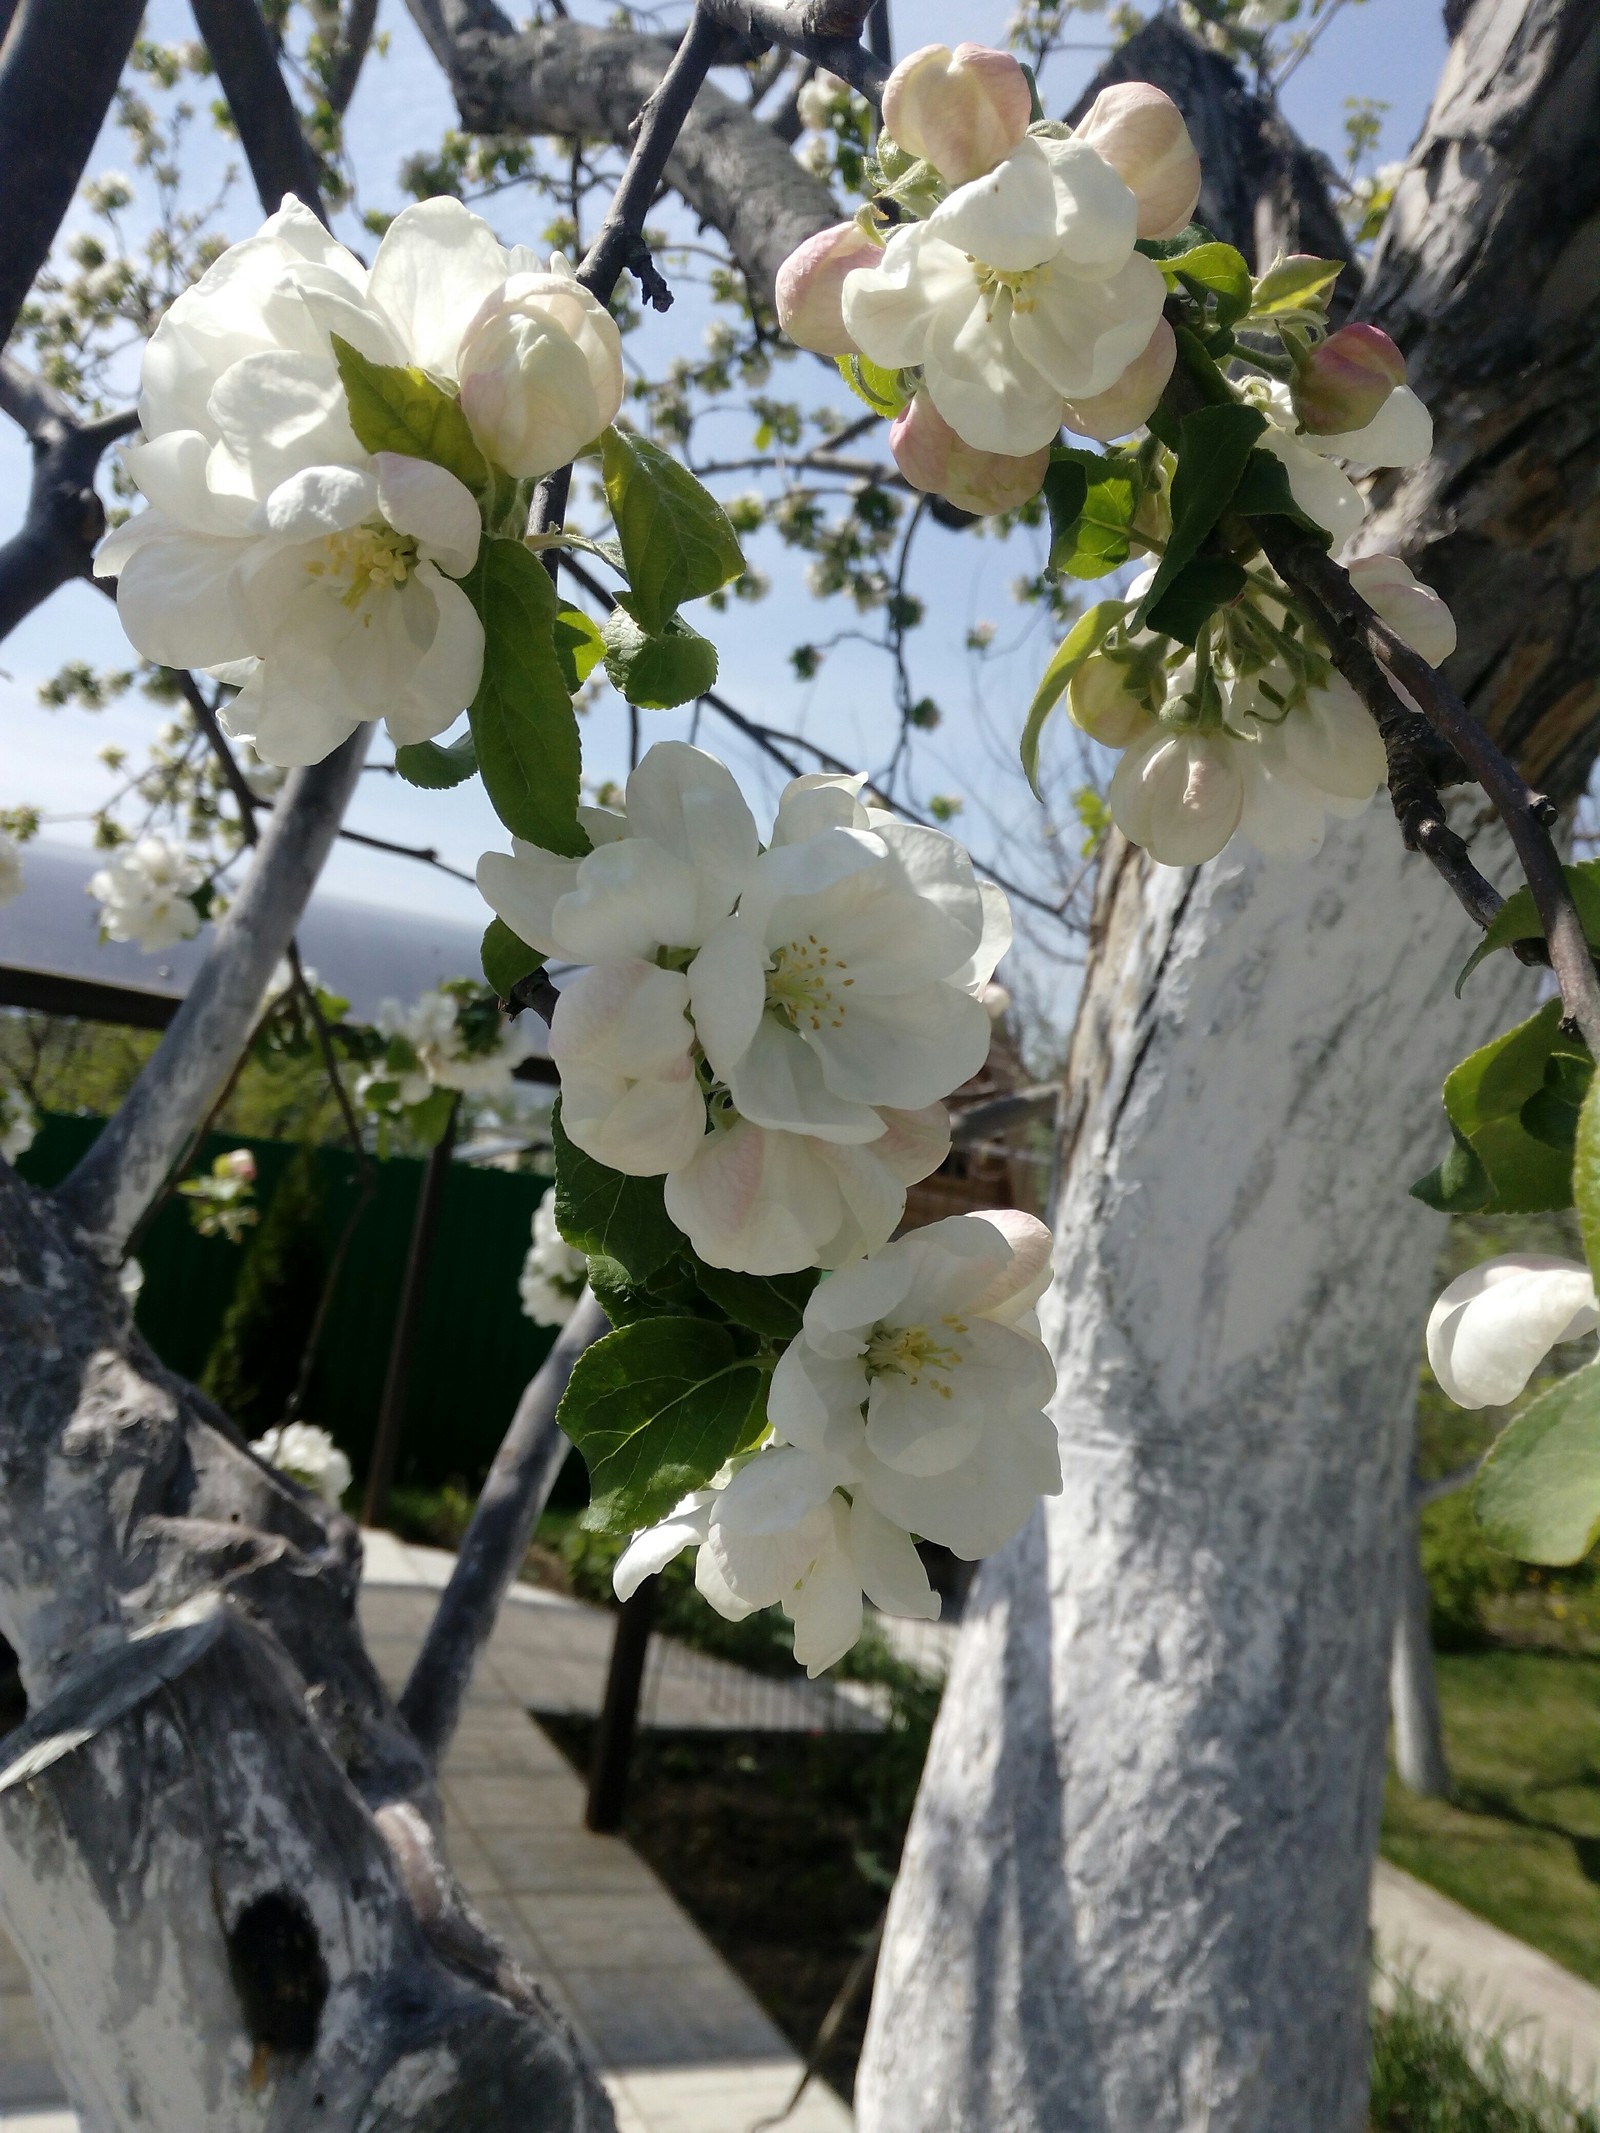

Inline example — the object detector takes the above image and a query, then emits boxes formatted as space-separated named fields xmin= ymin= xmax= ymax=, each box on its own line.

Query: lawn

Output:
xmin=1381 ymin=1649 xmax=1600 ymax=1987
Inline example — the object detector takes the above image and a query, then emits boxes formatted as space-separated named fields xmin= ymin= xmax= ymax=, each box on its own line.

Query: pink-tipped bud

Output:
xmin=1074 ymin=82 xmax=1202 ymax=241
xmin=1292 ymin=323 xmax=1407 ymax=436
xmin=1062 ymin=318 xmax=1176 ymax=441
xmin=882 ymin=42 xmax=1033 ymax=187
xmin=1346 ymin=553 xmax=1457 ymax=667
xmin=890 ymin=391 xmax=1048 ymax=516
xmin=775 ymin=221 xmax=882 ymax=356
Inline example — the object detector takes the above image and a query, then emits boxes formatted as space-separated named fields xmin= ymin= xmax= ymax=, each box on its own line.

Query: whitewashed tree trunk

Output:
xmin=859 ymin=0 xmax=1600 ymax=2124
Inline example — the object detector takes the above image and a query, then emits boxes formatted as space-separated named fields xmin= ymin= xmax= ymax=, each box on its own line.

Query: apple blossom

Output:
xmin=0 ymin=832 xmax=21 ymax=905
xmin=1061 ymin=317 xmax=1177 ymax=442
xmin=1072 ymin=82 xmax=1203 ymax=242
xmin=88 ymin=835 xmax=205 ymax=952
xmin=614 ymin=1445 xmax=942 ymax=1677
xmin=249 ymin=1421 xmax=353 ymax=1507
xmin=370 ymin=985 xmax=542 ymax=1108
xmin=775 ymin=223 xmax=885 ymax=357
xmin=889 ymin=390 xmax=1049 ymax=514
xmin=840 ymin=132 xmax=1167 ymax=454
xmin=1247 ymin=378 xmax=1433 ymax=547
xmin=1427 ymin=1256 xmax=1599 ymax=1410
xmin=1069 ymin=654 xmax=1158 ymax=748
xmin=519 ymin=1190 xmax=588 ymax=1326
xmin=881 ymin=43 xmax=1034 ymax=188
xmin=0 ymin=1076 xmax=37 ymax=1165
xmin=1291 ymin=323 xmax=1407 ymax=437
xmin=768 ymin=1209 xmax=1062 ymax=1559
xmin=1107 ymin=726 xmax=1246 ymax=866
xmin=456 ymin=260 xmax=624 ymax=479
xmin=1346 ymin=553 xmax=1457 ymax=666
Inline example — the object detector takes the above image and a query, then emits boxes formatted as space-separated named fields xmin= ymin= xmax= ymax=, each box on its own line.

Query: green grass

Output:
xmin=1381 ymin=1650 xmax=1600 ymax=1987
xmin=1371 ymin=1978 xmax=1599 ymax=2131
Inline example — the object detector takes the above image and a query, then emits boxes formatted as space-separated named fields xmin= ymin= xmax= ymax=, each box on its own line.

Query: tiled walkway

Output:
xmin=0 ymin=1533 xmax=854 ymax=2133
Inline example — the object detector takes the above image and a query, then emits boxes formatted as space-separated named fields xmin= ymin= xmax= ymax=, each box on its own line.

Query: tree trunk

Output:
xmin=858 ymin=1 xmax=1600 ymax=2126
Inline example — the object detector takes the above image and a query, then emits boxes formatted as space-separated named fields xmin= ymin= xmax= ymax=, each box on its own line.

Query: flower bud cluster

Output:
xmin=774 ymin=42 xmax=1201 ymax=513
xmin=87 ymin=834 xmax=206 ymax=953
xmin=519 ymin=1188 xmax=588 ymax=1327
xmin=95 ymin=197 xmax=624 ymax=768
xmin=1080 ymin=554 xmax=1455 ymax=868
xmin=360 ymin=981 xmax=542 ymax=1117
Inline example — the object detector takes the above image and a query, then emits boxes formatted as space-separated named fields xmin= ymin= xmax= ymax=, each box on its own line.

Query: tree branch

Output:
xmin=53 ymin=729 xmax=372 ymax=1261
xmin=695 ymin=0 xmax=887 ymax=103
xmin=399 ymin=1291 xmax=609 ymax=1765
xmin=327 ymin=0 xmax=381 ymax=115
xmin=189 ymin=0 xmax=329 ymax=223
xmin=0 ymin=360 xmax=138 ymax=644
xmin=0 ymin=0 xmax=148 ymax=348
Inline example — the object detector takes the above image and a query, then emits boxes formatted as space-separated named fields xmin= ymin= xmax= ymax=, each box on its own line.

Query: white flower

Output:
xmin=1249 ymin=378 xmax=1433 ymax=548
xmin=1108 ymin=725 xmax=1246 ymax=866
xmin=250 ymin=1421 xmax=353 ymax=1506
xmin=482 ymin=746 xmax=1010 ymax=1274
xmin=613 ymin=1444 xmax=941 ymax=1678
xmin=457 ymin=258 xmax=623 ymax=480
xmin=0 ymin=832 xmax=22 ymax=905
xmin=519 ymin=1189 xmax=589 ymax=1326
xmin=768 ymin=1209 xmax=1062 ymax=1557
xmin=1346 ymin=553 xmax=1457 ymax=667
xmin=374 ymin=985 xmax=540 ymax=1105
xmin=841 ymin=133 xmax=1167 ymax=454
xmin=88 ymin=834 xmax=205 ymax=952
xmin=1427 ymin=1256 xmax=1599 ymax=1410
xmin=0 ymin=1077 xmax=38 ymax=1164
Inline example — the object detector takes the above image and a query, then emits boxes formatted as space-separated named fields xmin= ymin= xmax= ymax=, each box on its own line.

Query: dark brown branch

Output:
xmin=189 ymin=0 xmax=329 ymax=222
xmin=0 ymin=359 xmax=137 ymax=644
xmin=326 ymin=0 xmax=381 ymax=114
xmin=174 ymin=670 xmax=264 ymax=841
xmin=695 ymin=0 xmax=887 ymax=104
xmin=398 ymin=1290 xmax=609 ymax=1765
xmin=1263 ymin=523 xmax=1600 ymax=1052
xmin=506 ymin=967 xmax=562 ymax=1024
xmin=0 ymin=0 xmax=148 ymax=348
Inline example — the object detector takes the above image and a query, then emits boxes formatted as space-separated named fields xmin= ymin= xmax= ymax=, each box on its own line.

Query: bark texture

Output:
xmin=0 ymin=1164 xmax=614 ymax=2131
xmin=402 ymin=0 xmax=840 ymax=305
xmin=858 ymin=2 xmax=1600 ymax=2126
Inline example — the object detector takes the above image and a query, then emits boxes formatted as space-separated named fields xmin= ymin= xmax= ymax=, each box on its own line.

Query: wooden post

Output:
xmin=585 ymin=1575 xmax=657 ymax=1833
xmin=362 ymin=1097 xmax=458 ymax=1528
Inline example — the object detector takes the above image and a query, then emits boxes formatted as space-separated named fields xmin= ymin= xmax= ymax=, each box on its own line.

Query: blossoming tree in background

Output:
xmin=0 ymin=0 xmax=1597 ymax=2128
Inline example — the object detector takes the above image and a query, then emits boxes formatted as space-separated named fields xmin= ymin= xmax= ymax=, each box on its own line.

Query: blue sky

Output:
xmin=0 ymin=0 xmax=1451 ymax=1002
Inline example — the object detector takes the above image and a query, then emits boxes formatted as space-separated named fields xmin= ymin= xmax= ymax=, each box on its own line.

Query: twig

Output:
xmin=696 ymin=0 xmax=887 ymax=104
xmin=1261 ymin=524 xmax=1600 ymax=1052
xmin=1413 ymin=1457 xmax=1483 ymax=1510
xmin=174 ymin=671 xmax=263 ymax=842
xmin=190 ymin=0 xmax=330 ymax=223
xmin=398 ymin=1291 xmax=610 ymax=1765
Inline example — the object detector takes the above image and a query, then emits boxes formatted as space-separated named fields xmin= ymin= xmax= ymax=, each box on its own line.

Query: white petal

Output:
xmin=1346 ymin=554 xmax=1457 ymax=667
xmin=665 ymin=1119 xmax=845 ymax=1275
xmin=849 ymin=1498 xmax=940 ymax=1620
xmin=550 ymin=960 xmax=696 ymax=1078
xmin=842 ymin=226 xmax=974 ymax=372
xmin=220 ymin=651 xmax=363 ymax=767
xmin=393 ymin=564 xmax=484 ymax=739
xmin=858 ymin=1402 xmax=1062 ymax=1558
xmin=802 ymin=1247 xmax=917 ymax=1357
xmin=1035 ymin=134 xmax=1139 ymax=272
xmin=926 ymin=138 xmax=1060 ymax=272
xmin=788 ymin=1527 xmax=864 ymax=1675
xmin=968 ymin=1209 xmax=1054 ymax=1323
xmin=922 ymin=287 xmax=1068 ymax=456
xmin=1108 ymin=729 xmax=1244 ymax=867
xmin=260 ymin=463 xmax=378 ymax=540
xmin=559 ymin=1059 xmax=707 ymax=1176
xmin=770 ymin=772 xmax=869 ymax=846
xmin=731 ymin=1016 xmax=888 ymax=1143
xmin=805 ymin=980 xmax=993 ymax=1112
xmin=552 ymin=838 xmax=702 ymax=963
xmin=1274 ymin=674 xmax=1386 ymax=802
xmin=695 ymin=1542 xmax=763 ymax=1620
xmin=1236 ymin=743 xmax=1330 ymax=861
xmin=624 ymin=743 xmax=760 ymax=940
xmin=767 ymin=1343 xmax=871 ymax=1470
xmin=208 ymin=350 xmax=362 ymax=501
xmin=715 ymin=1445 xmax=836 ymax=1537
xmin=111 ymin=524 xmax=256 ymax=668
xmin=122 ymin=430 xmax=253 ymax=535
xmin=1318 ymin=385 xmax=1432 ymax=471
xmin=1257 ymin=427 xmax=1367 ymax=545
xmin=687 ymin=917 xmax=768 ymax=1083
xmin=1427 ymin=1256 xmax=1599 ymax=1409
xmin=375 ymin=454 xmax=482 ymax=577
xmin=950 ymin=879 xmax=1013 ymax=994
xmin=614 ymin=1508 xmax=711 ymax=1599
xmin=1010 ymin=250 xmax=1167 ymax=403
xmin=367 ymin=197 xmax=512 ymax=379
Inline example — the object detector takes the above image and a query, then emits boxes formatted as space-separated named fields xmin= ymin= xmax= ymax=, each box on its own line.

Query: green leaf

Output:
xmin=560 ymin=1317 xmax=769 ymax=1533
xmin=1573 ymin=1054 xmax=1600 ymax=1271
xmin=1133 ymin=403 xmax=1265 ymax=632
xmin=691 ymin=1262 xmax=819 ymax=1341
xmin=1230 ymin=446 xmax=1331 ymax=539
xmin=1475 ymin=1360 xmax=1600 ymax=1564
xmin=481 ymin=917 xmax=543 ymax=999
xmin=1021 ymin=599 xmax=1130 ymax=797
xmin=1423 ymin=1000 xmax=1581 ymax=1214
xmin=1409 ymin=1124 xmax=1493 ymax=1214
xmin=551 ymin=1098 xmax=685 ymax=1284
xmin=601 ymin=427 xmax=745 ymax=634
xmin=330 ymin=334 xmax=489 ymax=492
xmin=834 ymin=352 xmax=911 ymax=419
xmin=587 ymin=1253 xmax=702 ymax=1328
xmin=1249 ymin=255 xmax=1344 ymax=318
xmin=464 ymin=537 xmax=586 ymax=856
xmin=393 ymin=731 xmax=478 ymax=789
xmin=1520 ymin=1051 xmax=1593 ymax=1152
xmin=554 ymin=603 xmax=605 ymax=692
xmin=1455 ymin=858 xmax=1600 ymax=994
xmin=408 ymin=1086 xmax=458 ymax=1148
xmin=600 ymin=602 xmax=719 ymax=708
xmin=1045 ymin=450 xmax=1141 ymax=579
xmin=1135 ymin=223 xmax=1214 ymax=261
xmin=1162 ymin=241 xmax=1252 ymax=328
xmin=1145 ymin=555 xmax=1247 ymax=646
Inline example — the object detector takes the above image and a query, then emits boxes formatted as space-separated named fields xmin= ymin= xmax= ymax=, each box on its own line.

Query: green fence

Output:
xmin=20 ymin=1115 xmax=558 ymax=1491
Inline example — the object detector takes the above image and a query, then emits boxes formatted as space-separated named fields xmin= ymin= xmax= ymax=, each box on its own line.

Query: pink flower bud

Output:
xmin=890 ymin=391 xmax=1048 ymax=516
xmin=882 ymin=42 xmax=1033 ymax=187
xmin=1062 ymin=318 xmax=1176 ymax=441
xmin=1291 ymin=324 xmax=1407 ymax=437
xmin=1074 ymin=82 xmax=1202 ymax=241
xmin=775 ymin=221 xmax=882 ymax=356
xmin=1346 ymin=553 xmax=1457 ymax=667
